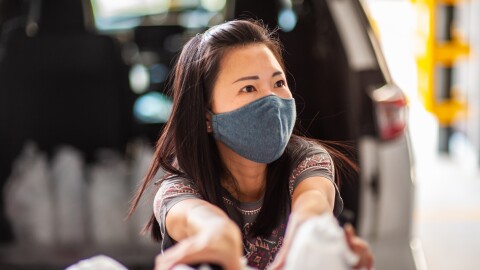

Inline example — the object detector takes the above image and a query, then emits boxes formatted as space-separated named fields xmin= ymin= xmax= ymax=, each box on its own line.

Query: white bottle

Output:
xmin=88 ymin=149 xmax=129 ymax=246
xmin=51 ymin=146 xmax=87 ymax=246
xmin=4 ymin=142 xmax=55 ymax=246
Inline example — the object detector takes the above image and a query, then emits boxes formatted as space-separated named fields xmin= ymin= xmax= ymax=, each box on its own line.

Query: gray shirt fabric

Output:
xmin=153 ymin=146 xmax=343 ymax=270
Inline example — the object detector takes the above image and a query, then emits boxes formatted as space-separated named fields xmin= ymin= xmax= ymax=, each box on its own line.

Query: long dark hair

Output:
xmin=128 ymin=20 xmax=357 ymax=241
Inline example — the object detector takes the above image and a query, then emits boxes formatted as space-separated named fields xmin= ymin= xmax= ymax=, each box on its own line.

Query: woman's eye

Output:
xmin=274 ymin=80 xmax=286 ymax=88
xmin=240 ymin=85 xmax=256 ymax=93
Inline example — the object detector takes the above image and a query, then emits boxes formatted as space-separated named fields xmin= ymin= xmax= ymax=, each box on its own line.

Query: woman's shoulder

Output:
xmin=288 ymin=136 xmax=331 ymax=159
xmin=154 ymin=174 xmax=200 ymax=198
xmin=154 ymin=173 xmax=193 ymax=185
xmin=287 ymin=137 xmax=335 ymax=187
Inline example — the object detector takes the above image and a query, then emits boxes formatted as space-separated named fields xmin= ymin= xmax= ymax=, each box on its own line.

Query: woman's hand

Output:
xmin=156 ymin=199 xmax=244 ymax=270
xmin=155 ymin=219 xmax=243 ymax=270
xmin=344 ymin=223 xmax=373 ymax=270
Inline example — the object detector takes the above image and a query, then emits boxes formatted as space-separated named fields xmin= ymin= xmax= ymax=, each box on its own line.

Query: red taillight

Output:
xmin=371 ymin=85 xmax=408 ymax=141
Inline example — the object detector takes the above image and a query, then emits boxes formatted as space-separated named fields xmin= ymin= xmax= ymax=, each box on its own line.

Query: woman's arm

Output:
xmin=155 ymin=199 xmax=243 ymax=270
xmin=268 ymin=176 xmax=334 ymax=269
xmin=290 ymin=176 xmax=336 ymax=222
xmin=270 ymin=176 xmax=373 ymax=270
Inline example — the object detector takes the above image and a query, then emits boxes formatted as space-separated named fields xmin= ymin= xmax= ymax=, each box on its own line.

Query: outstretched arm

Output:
xmin=269 ymin=176 xmax=373 ymax=270
xmin=155 ymin=199 xmax=243 ymax=270
xmin=269 ymin=176 xmax=335 ymax=269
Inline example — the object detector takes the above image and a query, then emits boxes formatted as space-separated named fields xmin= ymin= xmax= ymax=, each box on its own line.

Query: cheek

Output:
xmin=213 ymin=91 xmax=268 ymax=113
xmin=210 ymin=87 xmax=229 ymax=113
xmin=212 ymin=96 xmax=252 ymax=114
xmin=211 ymin=91 xmax=238 ymax=114
xmin=211 ymin=100 xmax=224 ymax=114
xmin=276 ymin=88 xmax=293 ymax=99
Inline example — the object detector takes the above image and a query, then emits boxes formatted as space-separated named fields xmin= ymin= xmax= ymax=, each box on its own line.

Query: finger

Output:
xmin=345 ymin=233 xmax=368 ymax=254
xmin=342 ymin=224 xmax=374 ymax=270
xmin=352 ymin=238 xmax=368 ymax=250
xmin=344 ymin=223 xmax=355 ymax=237
xmin=343 ymin=223 xmax=356 ymax=248
xmin=354 ymin=253 xmax=373 ymax=270
xmin=364 ymin=249 xmax=374 ymax=270
xmin=352 ymin=244 xmax=373 ymax=270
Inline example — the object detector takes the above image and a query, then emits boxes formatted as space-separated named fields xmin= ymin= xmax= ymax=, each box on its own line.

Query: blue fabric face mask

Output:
xmin=211 ymin=95 xmax=296 ymax=163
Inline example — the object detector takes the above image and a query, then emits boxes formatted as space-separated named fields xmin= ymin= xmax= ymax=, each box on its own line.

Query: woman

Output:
xmin=129 ymin=20 xmax=373 ymax=270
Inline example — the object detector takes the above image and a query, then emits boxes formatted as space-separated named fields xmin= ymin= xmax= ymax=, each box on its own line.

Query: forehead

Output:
xmin=217 ymin=44 xmax=283 ymax=81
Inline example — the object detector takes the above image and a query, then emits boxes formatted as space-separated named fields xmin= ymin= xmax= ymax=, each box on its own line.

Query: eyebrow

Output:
xmin=232 ymin=71 xmax=283 ymax=84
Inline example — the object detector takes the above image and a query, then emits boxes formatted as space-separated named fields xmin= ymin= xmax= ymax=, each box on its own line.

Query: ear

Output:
xmin=205 ymin=112 xmax=213 ymax=133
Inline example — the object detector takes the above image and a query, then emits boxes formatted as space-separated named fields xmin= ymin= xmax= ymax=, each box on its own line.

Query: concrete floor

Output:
xmin=366 ymin=1 xmax=480 ymax=269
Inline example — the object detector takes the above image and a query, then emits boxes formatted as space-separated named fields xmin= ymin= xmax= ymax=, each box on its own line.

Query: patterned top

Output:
xmin=153 ymin=145 xmax=343 ymax=270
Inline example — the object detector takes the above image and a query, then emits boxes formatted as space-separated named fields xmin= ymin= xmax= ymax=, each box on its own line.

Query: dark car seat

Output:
xmin=0 ymin=0 xmax=134 ymax=242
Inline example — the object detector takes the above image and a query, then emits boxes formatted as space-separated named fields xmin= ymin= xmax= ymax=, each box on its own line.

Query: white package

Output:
xmin=284 ymin=214 xmax=359 ymax=270
xmin=65 ymin=255 xmax=128 ymax=270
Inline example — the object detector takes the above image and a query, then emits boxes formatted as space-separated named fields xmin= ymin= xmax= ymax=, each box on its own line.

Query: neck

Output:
xmin=216 ymin=141 xmax=267 ymax=202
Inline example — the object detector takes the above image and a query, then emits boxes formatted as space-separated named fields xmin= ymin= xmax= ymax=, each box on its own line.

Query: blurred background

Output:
xmin=0 ymin=0 xmax=479 ymax=269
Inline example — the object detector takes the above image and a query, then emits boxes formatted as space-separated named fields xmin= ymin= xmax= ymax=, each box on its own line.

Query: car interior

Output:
xmin=0 ymin=0 xmax=413 ymax=269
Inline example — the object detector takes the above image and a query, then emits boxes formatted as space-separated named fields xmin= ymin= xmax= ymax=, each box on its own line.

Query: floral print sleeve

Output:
xmin=153 ymin=176 xmax=202 ymax=250
xmin=289 ymin=146 xmax=344 ymax=217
